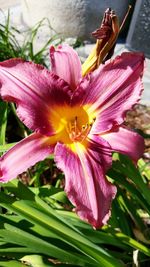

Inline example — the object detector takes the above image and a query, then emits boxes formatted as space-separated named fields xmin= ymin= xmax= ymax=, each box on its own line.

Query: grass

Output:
xmin=0 ymin=12 xmax=63 ymax=65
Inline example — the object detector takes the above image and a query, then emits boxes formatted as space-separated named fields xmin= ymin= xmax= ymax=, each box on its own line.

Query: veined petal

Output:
xmin=102 ymin=126 xmax=144 ymax=162
xmin=55 ymin=137 xmax=116 ymax=228
xmin=0 ymin=133 xmax=56 ymax=183
xmin=0 ymin=59 xmax=71 ymax=135
xmin=73 ymin=52 xmax=144 ymax=133
xmin=50 ymin=44 xmax=82 ymax=90
xmin=87 ymin=134 xmax=112 ymax=171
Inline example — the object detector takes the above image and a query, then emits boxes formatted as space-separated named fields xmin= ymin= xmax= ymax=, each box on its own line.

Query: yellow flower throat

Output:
xmin=50 ymin=105 xmax=95 ymax=144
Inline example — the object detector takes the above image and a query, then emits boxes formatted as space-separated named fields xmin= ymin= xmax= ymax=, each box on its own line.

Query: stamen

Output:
xmin=74 ymin=116 xmax=78 ymax=135
xmin=67 ymin=116 xmax=95 ymax=143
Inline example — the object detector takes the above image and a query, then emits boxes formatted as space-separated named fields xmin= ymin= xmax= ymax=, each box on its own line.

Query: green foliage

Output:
xmin=0 ymin=155 xmax=150 ymax=267
xmin=0 ymin=181 xmax=124 ymax=267
xmin=0 ymin=13 xmax=62 ymax=65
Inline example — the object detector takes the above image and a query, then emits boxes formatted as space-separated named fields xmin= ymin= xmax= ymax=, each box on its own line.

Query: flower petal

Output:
xmin=0 ymin=133 xmax=56 ymax=183
xmin=73 ymin=52 xmax=144 ymax=133
xmin=0 ymin=59 xmax=71 ymax=135
xmin=87 ymin=134 xmax=112 ymax=171
xmin=54 ymin=137 xmax=116 ymax=228
xmin=102 ymin=127 xmax=144 ymax=162
xmin=50 ymin=44 xmax=82 ymax=90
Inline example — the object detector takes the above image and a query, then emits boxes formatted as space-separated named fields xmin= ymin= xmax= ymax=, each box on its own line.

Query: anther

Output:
xmin=66 ymin=114 xmax=96 ymax=143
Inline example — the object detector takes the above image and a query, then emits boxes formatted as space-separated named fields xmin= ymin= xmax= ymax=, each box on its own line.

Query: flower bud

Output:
xmin=82 ymin=8 xmax=120 ymax=76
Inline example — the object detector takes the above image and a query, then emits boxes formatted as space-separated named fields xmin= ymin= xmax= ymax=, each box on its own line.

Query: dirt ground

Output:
xmin=125 ymin=104 xmax=150 ymax=157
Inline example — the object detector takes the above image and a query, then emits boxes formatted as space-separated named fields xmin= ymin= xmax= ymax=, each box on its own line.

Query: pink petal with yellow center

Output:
xmin=50 ymin=44 xmax=82 ymax=90
xmin=0 ymin=59 xmax=71 ymax=136
xmin=73 ymin=52 xmax=144 ymax=133
xmin=55 ymin=136 xmax=116 ymax=228
xmin=0 ymin=133 xmax=56 ymax=183
xmin=102 ymin=126 xmax=144 ymax=162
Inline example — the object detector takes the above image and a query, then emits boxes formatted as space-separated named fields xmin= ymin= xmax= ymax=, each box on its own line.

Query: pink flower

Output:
xmin=0 ymin=44 xmax=144 ymax=228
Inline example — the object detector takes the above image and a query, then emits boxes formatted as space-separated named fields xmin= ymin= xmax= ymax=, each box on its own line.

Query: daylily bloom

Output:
xmin=0 ymin=44 xmax=144 ymax=228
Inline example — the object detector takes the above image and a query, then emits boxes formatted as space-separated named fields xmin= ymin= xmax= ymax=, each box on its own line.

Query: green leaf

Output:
xmin=1 ymin=180 xmax=35 ymax=201
xmin=0 ymin=143 xmax=17 ymax=153
xmin=115 ymin=232 xmax=150 ymax=257
xmin=21 ymin=255 xmax=54 ymax=267
xmin=138 ymin=159 xmax=150 ymax=180
xmin=107 ymin=169 xmax=150 ymax=214
xmin=0 ymin=260 xmax=28 ymax=267
xmin=0 ymin=223 xmax=90 ymax=266
xmin=114 ymin=154 xmax=150 ymax=205
xmin=0 ymin=191 xmax=124 ymax=267
xmin=111 ymin=197 xmax=132 ymax=236
xmin=117 ymin=191 xmax=147 ymax=234
xmin=0 ymin=101 xmax=7 ymax=145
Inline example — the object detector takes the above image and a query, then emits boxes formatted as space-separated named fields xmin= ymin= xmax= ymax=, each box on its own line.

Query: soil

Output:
xmin=125 ymin=104 xmax=150 ymax=158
